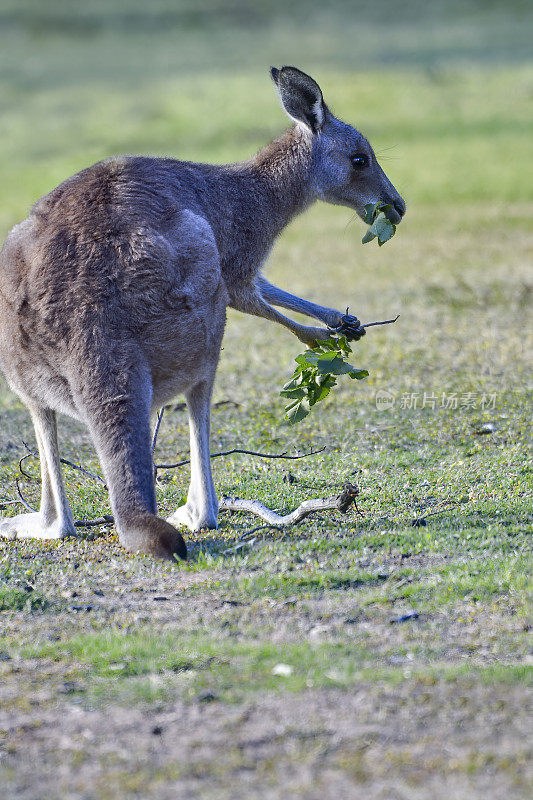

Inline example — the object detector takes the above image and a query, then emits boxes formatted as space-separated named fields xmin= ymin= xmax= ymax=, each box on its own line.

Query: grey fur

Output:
xmin=0 ymin=67 xmax=405 ymax=560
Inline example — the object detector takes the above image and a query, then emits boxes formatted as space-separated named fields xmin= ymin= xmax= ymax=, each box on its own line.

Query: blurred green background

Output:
xmin=0 ymin=0 xmax=532 ymax=232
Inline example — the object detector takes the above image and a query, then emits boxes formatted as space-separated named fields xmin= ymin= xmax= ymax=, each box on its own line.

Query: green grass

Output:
xmin=0 ymin=2 xmax=532 ymax=798
xmin=0 ymin=585 xmax=48 ymax=611
xmin=8 ymin=629 xmax=530 ymax=708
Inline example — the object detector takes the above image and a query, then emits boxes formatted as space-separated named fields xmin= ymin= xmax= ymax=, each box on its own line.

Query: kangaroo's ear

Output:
xmin=270 ymin=66 xmax=326 ymax=133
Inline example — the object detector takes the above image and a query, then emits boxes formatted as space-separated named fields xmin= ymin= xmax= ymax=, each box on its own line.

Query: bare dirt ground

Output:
xmin=2 ymin=680 xmax=530 ymax=800
xmin=1 ymin=539 xmax=531 ymax=800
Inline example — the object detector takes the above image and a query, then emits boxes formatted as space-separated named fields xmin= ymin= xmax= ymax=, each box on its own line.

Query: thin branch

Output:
xmin=360 ymin=314 xmax=400 ymax=328
xmin=152 ymin=408 xmax=166 ymax=482
xmin=16 ymin=441 xmax=110 ymax=528
xmin=222 ymin=538 xmax=258 ymax=554
xmin=0 ymin=499 xmax=27 ymax=510
xmin=221 ymin=523 xmax=285 ymax=554
xmin=238 ymin=523 xmax=282 ymax=540
xmin=410 ymin=500 xmax=459 ymax=527
xmin=218 ymin=482 xmax=360 ymax=527
xmin=22 ymin=440 xmax=106 ymax=487
xmin=156 ymin=446 xmax=326 ymax=471
xmin=18 ymin=453 xmax=35 ymax=481
xmin=10 ymin=433 xmax=353 ymax=537
xmin=15 ymin=480 xmax=36 ymax=513
xmin=74 ymin=515 xmax=114 ymax=529
xmin=151 ymin=410 xmax=325 ymax=474
xmin=60 ymin=458 xmax=106 ymax=487
xmin=329 ymin=312 xmax=400 ymax=338
xmin=152 ymin=408 xmax=165 ymax=454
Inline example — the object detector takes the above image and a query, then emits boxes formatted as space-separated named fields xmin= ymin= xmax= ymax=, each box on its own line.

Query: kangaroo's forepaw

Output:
xmin=298 ymin=327 xmax=333 ymax=348
xmin=329 ymin=313 xmax=366 ymax=341
xmin=0 ymin=512 xmax=75 ymax=540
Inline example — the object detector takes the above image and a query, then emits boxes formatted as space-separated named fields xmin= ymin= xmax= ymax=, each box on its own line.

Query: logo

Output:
xmin=375 ymin=389 xmax=395 ymax=410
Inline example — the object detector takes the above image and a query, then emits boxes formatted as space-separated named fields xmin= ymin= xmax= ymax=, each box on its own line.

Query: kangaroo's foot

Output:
xmin=167 ymin=502 xmax=218 ymax=533
xmin=0 ymin=512 xmax=75 ymax=541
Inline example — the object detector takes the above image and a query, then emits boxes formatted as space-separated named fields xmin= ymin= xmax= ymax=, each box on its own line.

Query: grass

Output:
xmin=0 ymin=1 xmax=532 ymax=799
xmin=10 ymin=629 xmax=530 ymax=707
xmin=0 ymin=585 xmax=48 ymax=611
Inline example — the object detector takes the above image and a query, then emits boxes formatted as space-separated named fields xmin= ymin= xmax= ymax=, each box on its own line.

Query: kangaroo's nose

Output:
xmin=393 ymin=198 xmax=406 ymax=218
xmin=382 ymin=194 xmax=406 ymax=222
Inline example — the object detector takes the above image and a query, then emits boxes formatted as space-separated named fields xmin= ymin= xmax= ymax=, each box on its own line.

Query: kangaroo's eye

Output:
xmin=351 ymin=153 xmax=368 ymax=169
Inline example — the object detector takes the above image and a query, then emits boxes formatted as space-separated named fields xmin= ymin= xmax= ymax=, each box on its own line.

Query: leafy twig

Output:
xmin=281 ymin=336 xmax=368 ymax=424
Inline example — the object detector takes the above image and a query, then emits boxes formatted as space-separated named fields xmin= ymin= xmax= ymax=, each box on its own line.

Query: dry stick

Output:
xmin=156 ymin=446 xmax=326 ymax=471
xmin=411 ymin=500 xmax=459 ymax=526
xmin=0 ymin=499 xmax=25 ymax=509
xmin=222 ymin=524 xmax=280 ymax=554
xmin=15 ymin=479 xmax=36 ymax=513
xmin=152 ymin=408 xmax=165 ymax=454
xmin=18 ymin=443 xmax=108 ymax=529
xmin=22 ymin=441 xmax=106 ymax=487
xmin=238 ymin=524 xmax=282 ymax=541
xmin=219 ymin=482 xmax=361 ymax=528
xmin=152 ymin=408 xmax=166 ymax=481
xmin=360 ymin=314 xmax=400 ymax=329
xmin=74 ymin=516 xmax=114 ymax=529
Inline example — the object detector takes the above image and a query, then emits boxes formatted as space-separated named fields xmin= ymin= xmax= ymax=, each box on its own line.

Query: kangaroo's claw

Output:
xmin=329 ymin=313 xmax=366 ymax=341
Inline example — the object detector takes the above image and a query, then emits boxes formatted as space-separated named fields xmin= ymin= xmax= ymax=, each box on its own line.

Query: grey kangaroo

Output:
xmin=0 ymin=67 xmax=405 ymax=561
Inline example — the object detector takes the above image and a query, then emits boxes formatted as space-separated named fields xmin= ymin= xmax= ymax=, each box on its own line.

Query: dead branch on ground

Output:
xmin=219 ymin=482 xmax=362 ymax=527
xmin=74 ymin=516 xmax=114 ymax=529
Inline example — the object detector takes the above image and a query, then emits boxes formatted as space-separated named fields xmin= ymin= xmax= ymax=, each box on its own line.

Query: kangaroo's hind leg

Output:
xmin=74 ymin=362 xmax=187 ymax=562
xmin=167 ymin=376 xmax=218 ymax=532
xmin=0 ymin=406 xmax=76 ymax=540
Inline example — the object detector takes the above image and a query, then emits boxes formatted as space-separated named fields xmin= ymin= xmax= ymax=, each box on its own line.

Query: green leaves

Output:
xmin=279 ymin=202 xmax=398 ymax=424
xmin=281 ymin=336 xmax=369 ymax=425
xmin=362 ymin=202 xmax=397 ymax=246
